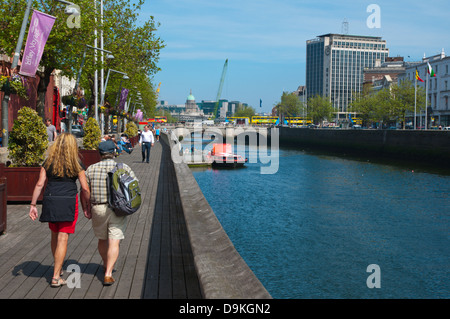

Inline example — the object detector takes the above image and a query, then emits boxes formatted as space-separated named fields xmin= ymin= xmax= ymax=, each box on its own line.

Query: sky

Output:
xmin=139 ymin=0 xmax=450 ymax=114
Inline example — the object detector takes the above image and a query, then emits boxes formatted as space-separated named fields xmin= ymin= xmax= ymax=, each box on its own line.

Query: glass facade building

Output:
xmin=306 ymin=34 xmax=389 ymax=118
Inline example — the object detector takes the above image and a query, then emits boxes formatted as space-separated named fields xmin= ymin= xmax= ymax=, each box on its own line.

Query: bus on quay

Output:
xmin=251 ymin=116 xmax=278 ymax=125
xmin=285 ymin=116 xmax=312 ymax=126
xmin=153 ymin=116 xmax=167 ymax=123
xmin=225 ymin=117 xmax=250 ymax=125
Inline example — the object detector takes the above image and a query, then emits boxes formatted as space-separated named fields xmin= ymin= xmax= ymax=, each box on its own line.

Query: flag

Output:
xmin=416 ymin=69 xmax=424 ymax=82
xmin=260 ymin=99 xmax=262 ymax=108
xmin=427 ymin=62 xmax=436 ymax=77
xmin=118 ymin=88 xmax=129 ymax=110
xmin=19 ymin=10 xmax=56 ymax=77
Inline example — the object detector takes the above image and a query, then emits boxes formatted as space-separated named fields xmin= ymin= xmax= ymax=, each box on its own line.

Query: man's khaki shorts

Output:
xmin=91 ymin=204 xmax=127 ymax=240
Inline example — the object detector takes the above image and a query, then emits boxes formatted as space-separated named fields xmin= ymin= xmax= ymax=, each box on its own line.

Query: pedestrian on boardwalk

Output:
xmin=155 ymin=126 xmax=160 ymax=141
xmin=29 ymin=133 xmax=90 ymax=287
xmin=139 ymin=125 xmax=154 ymax=163
xmin=85 ymin=140 xmax=138 ymax=286
xmin=45 ymin=118 xmax=57 ymax=142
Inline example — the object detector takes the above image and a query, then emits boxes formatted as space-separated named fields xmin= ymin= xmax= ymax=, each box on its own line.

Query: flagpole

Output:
xmin=425 ymin=71 xmax=428 ymax=130
xmin=414 ymin=71 xmax=417 ymax=130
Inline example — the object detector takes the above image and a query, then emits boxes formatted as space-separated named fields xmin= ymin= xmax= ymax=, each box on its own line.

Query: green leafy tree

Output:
xmin=351 ymin=81 xmax=426 ymax=129
xmin=307 ymin=95 xmax=334 ymax=125
xmin=8 ymin=106 xmax=48 ymax=166
xmin=0 ymin=0 xmax=164 ymax=120
xmin=275 ymin=91 xmax=303 ymax=117
xmin=390 ymin=80 xmax=426 ymax=128
xmin=233 ymin=104 xmax=256 ymax=118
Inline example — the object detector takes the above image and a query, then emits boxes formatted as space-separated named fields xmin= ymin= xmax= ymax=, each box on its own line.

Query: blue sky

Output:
xmin=140 ymin=0 xmax=450 ymax=113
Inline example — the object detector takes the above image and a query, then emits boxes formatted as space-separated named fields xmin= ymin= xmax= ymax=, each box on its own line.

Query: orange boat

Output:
xmin=210 ymin=144 xmax=248 ymax=168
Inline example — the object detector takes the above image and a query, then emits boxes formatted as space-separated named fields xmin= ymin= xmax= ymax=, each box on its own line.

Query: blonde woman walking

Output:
xmin=29 ymin=133 xmax=90 ymax=287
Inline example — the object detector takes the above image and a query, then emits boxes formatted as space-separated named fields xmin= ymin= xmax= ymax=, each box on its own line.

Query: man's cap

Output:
xmin=98 ymin=140 xmax=116 ymax=154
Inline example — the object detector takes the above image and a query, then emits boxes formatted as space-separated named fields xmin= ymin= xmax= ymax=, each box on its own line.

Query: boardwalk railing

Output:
xmin=163 ymin=132 xmax=271 ymax=299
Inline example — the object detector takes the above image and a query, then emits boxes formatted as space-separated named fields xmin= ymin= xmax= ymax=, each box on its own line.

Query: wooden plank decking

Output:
xmin=0 ymin=138 xmax=202 ymax=299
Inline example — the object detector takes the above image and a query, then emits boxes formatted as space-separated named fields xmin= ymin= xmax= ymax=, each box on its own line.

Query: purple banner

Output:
xmin=118 ymin=88 xmax=129 ymax=110
xmin=19 ymin=10 xmax=56 ymax=77
xmin=135 ymin=109 xmax=143 ymax=121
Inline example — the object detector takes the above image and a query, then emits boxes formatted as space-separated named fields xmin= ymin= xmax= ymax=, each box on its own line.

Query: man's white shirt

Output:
xmin=139 ymin=130 xmax=154 ymax=144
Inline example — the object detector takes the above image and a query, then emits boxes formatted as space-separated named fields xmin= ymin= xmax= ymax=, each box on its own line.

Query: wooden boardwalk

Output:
xmin=0 ymin=138 xmax=202 ymax=299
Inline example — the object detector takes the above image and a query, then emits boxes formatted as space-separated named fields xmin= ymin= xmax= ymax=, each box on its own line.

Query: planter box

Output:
xmin=0 ymin=150 xmax=100 ymax=204
xmin=130 ymin=135 xmax=139 ymax=147
xmin=0 ymin=164 xmax=43 ymax=202
xmin=79 ymin=149 xmax=101 ymax=168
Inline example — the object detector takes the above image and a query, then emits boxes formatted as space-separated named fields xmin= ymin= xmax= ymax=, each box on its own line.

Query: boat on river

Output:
xmin=209 ymin=143 xmax=248 ymax=168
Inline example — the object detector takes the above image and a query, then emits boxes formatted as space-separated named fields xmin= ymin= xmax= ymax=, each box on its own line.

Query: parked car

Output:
xmin=71 ymin=124 xmax=84 ymax=137
xmin=443 ymin=127 xmax=450 ymax=130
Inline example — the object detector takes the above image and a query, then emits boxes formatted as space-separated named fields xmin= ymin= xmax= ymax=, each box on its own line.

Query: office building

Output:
xmin=306 ymin=33 xmax=389 ymax=119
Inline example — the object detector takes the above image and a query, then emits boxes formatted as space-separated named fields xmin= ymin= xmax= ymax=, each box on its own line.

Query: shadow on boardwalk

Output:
xmin=0 ymin=138 xmax=202 ymax=299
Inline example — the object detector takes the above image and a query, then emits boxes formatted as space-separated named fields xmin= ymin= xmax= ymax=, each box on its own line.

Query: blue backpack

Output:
xmin=107 ymin=163 xmax=141 ymax=216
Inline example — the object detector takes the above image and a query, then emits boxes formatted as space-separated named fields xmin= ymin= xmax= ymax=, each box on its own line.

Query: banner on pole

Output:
xmin=19 ymin=10 xmax=56 ymax=77
xmin=118 ymin=88 xmax=129 ymax=110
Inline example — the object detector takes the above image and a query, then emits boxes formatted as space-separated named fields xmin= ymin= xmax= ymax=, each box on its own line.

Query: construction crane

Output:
xmin=212 ymin=59 xmax=228 ymax=119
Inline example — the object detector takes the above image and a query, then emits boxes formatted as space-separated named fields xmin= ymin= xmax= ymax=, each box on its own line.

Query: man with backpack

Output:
xmin=85 ymin=140 xmax=139 ymax=286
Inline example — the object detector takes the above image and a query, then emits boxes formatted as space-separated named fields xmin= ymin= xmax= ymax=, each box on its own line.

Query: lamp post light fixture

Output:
xmin=100 ymin=69 xmax=128 ymax=106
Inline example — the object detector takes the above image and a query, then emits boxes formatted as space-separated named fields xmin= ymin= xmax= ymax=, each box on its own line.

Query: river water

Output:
xmin=188 ymin=142 xmax=449 ymax=299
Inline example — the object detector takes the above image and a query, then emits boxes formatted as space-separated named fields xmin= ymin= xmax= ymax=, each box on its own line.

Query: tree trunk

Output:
xmin=36 ymin=67 xmax=54 ymax=120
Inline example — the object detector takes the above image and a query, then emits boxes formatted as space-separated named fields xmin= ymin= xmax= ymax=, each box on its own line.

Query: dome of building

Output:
xmin=187 ymin=89 xmax=195 ymax=101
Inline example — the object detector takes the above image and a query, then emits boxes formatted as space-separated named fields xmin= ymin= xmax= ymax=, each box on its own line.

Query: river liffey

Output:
xmin=189 ymin=144 xmax=450 ymax=299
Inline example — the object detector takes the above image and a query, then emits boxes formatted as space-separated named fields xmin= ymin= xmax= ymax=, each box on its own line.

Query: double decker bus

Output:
xmin=285 ymin=116 xmax=312 ymax=126
xmin=154 ymin=116 xmax=167 ymax=123
xmin=251 ymin=116 xmax=278 ymax=125
xmin=225 ymin=117 xmax=250 ymax=125
xmin=350 ymin=117 xmax=362 ymax=125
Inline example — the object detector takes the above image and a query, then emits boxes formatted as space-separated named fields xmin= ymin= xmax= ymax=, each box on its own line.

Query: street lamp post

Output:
xmin=100 ymin=69 xmax=128 ymax=133
xmin=70 ymin=44 xmax=113 ymax=133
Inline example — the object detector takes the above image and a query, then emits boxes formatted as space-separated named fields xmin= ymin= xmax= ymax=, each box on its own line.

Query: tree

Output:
xmin=0 ymin=0 xmax=164 ymax=121
xmin=349 ymin=91 xmax=377 ymax=126
xmin=307 ymin=95 xmax=334 ymax=125
xmin=351 ymin=81 xmax=426 ymax=129
xmin=233 ymin=104 xmax=256 ymax=118
xmin=390 ymin=80 xmax=425 ymax=129
xmin=275 ymin=91 xmax=303 ymax=117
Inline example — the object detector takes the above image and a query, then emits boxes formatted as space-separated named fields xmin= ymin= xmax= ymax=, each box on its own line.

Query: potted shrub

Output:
xmin=79 ymin=117 xmax=102 ymax=168
xmin=124 ymin=121 xmax=139 ymax=146
xmin=0 ymin=107 xmax=48 ymax=201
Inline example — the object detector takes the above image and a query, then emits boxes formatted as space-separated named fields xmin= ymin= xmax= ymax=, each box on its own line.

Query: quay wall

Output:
xmin=278 ymin=127 xmax=450 ymax=164
xmin=161 ymin=132 xmax=271 ymax=299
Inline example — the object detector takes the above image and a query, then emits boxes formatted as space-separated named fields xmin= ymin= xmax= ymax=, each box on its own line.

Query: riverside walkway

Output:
xmin=0 ymin=133 xmax=271 ymax=299
xmin=0 ymin=137 xmax=202 ymax=299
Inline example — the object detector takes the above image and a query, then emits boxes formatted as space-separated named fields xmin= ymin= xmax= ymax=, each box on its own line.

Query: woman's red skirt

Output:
xmin=48 ymin=195 xmax=79 ymax=234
